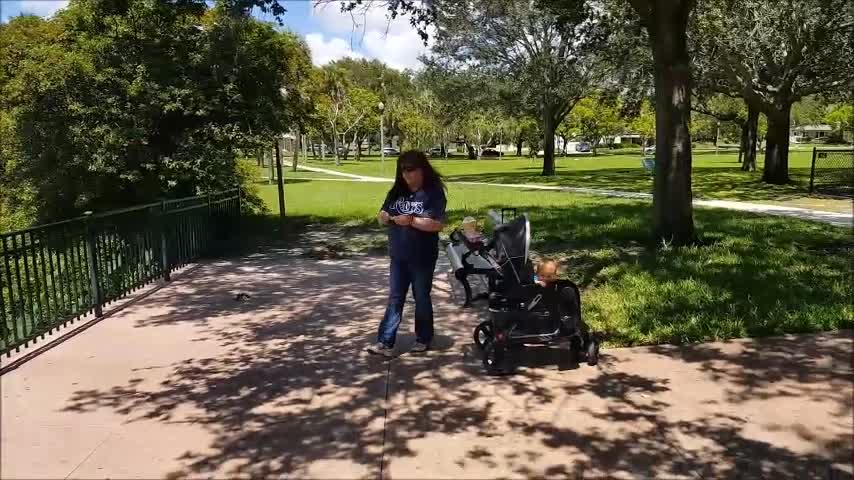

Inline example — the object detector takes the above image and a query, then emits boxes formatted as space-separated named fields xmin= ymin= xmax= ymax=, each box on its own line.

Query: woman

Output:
xmin=366 ymin=150 xmax=447 ymax=357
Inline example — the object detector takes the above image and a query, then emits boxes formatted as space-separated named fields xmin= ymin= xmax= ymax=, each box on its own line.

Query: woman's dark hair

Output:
xmin=384 ymin=150 xmax=446 ymax=204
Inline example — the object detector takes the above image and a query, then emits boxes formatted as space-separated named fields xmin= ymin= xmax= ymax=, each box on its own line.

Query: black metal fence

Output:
xmin=809 ymin=148 xmax=854 ymax=197
xmin=0 ymin=188 xmax=241 ymax=355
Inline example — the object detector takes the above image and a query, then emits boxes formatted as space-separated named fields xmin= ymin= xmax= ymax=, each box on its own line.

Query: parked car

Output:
xmin=575 ymin=142 xmax=592 ymax=153
xmin=480 ymin=147 xmax=503 ymax=157
xmin=312 ymin=144 xmax=335 ymax=155
xmin=429 ymin=147 xmax=443 ymax=156
xmin=643 ymin=145 xmax=655 ymax=155
xmin=382 ymin=147 xmax=400 ymax=156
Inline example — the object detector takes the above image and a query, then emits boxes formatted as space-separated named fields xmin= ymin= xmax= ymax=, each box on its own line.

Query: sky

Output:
xmin=0 ymin=0 xmax=432 ymax=71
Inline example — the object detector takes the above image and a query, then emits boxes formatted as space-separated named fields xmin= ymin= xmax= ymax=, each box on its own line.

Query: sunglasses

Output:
xmin=401 ymin=165 xmax=420 ymax=173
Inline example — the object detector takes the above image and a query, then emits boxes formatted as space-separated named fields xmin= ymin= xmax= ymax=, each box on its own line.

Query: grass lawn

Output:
xmin=254 ymin=179 xmax=854 ymax=348
xmin=299 ymin=147 xmax=854 ymax=213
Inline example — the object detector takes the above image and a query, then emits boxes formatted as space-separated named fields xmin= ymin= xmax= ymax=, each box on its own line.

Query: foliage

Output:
xmin=314 ymin=65 xmax=381 ymax=163
xmin=428 ymin=0 xmax=608 ymax=174
xmin=629 ymin=100 xmax=656 ymax=144
xmin=566 ymin=92 xmax=625 ymax=154
xmin=823 ymin=105 xmax=854 ymax=138
xmin=0 ymin=2 xmax=307 ymax=228
xmin=692 ymin=0 xmax=854 ymax=181
xmin=791 ymin=96 xmax=832 ymax=127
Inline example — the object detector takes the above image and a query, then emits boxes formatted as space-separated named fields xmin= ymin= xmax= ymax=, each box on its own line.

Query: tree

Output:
xmin=429 ymin=0 xmax=605 ymax=175
xmin=629 ymin=99 xmax=656 ymax=149
xmin=414 ymin=66 xmax=499 ymax=159
xmin=549 ymin=0 xmax=699 ymax=242
xmin=693 ymin=0 xmax=854 ymax=183
xmin=567 ymin=92 xmax=625 ymax=155
xmin=397 ymin=90 xmax=441 ymax=151
xmin=315 ymin=66 xmax=376 ymax=165
xmin=624 ymin=0 xmax=697 ymax=244
xmin=791 ymin=96 xmax=832 ymax=128
xmin=278 ymin=34 xmax=316 ymax=173
xmin=824 ymin=104 xmax=854 ymax=142
xmin=0 ymin=1 xmax=303 ymax=226
xmin=330 ymin=57 xmax=413 ymax=155
xmin=459 ymin=109 xmax=501 ymax=160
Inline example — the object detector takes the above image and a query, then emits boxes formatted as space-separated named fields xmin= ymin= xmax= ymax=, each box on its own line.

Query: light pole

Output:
xmin=378 ymin=101 xmax=385 ymax=174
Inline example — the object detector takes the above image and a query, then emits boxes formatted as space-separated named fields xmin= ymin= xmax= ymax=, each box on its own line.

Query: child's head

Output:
xmin=461 ymin=216 xmax=478 ymax=233
xmin=536 ymin=259 xmax=560 ymax=284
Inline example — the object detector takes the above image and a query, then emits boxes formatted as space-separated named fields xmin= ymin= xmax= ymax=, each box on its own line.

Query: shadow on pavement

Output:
xmin=53 ymin=249 xmax=853 ymax=479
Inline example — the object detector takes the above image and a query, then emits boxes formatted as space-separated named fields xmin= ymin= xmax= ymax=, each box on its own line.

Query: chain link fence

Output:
xmin=809 ymin=148 xmax=854 ymax=197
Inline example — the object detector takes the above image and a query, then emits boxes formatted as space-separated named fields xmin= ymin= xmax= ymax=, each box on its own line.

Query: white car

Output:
xmin=382 ymin=147 xmax=400 ymax=156
xmin=643 ymin=145 xmax=655 ymax=155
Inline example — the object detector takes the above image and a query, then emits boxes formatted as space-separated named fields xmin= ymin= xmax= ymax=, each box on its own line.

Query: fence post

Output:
xmin=160 ymin=200 xmax=171 ymax=282
xmin=234 ymin=185 xmax=242 ymax=250
xmin=83 ymin=212 xmax=103 ymax=318
xmin=809 ymin=147 xmax=817 ymax=193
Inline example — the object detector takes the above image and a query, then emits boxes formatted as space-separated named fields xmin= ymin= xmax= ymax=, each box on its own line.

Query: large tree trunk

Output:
xmin=741 ymin=104 xmax=758 ymax=172
xmin=542 ymin=103 xmax=556 ymax=176
xmin=332 ymin=131 xmax=341 ymax=166
xmin=763 ymin=104 xmax=791 ymax=183
xmin=274 ymin=138 xmax=286 ymax=228
xmin=516 ymin=135 xmax=523 ymax=156
xmin=466 ymin=142 xmax=477 ymax=159
xmin=476 ymin=127 xmax=483 ymax=160
xmin=647 ymin=0 xmax=695 ymax=245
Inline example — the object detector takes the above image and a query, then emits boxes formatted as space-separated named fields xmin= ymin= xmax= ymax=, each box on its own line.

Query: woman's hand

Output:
xmin=378 ymin=210 xmax=391 ymax=225
xmin=392 ymin=215 xmax=414 ymax=226
xmin=411 ymin=216 xmax=444 ymax=232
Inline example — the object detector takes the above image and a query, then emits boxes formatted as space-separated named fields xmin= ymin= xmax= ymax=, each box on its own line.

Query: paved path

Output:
xmin=1 ymin=250 xmax=851 ymax=479
xmin=297 ymin=164 xmax=854 ymax=227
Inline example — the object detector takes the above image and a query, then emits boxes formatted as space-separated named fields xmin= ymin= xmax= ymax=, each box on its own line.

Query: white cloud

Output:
xmin=305 ymin=29 xmax=431 ymax=71
xmin=311 ymin=1 xmax=412 ymax=37
xmin=362 ymin=30 xmax=432 ymax=71
xmin=307 ymin=1 xmax=434 ymax=70
xmin=14 ymin=0 xmax=69 ymax=18
xmin=304 ymin=33 xmax=364 ymax=66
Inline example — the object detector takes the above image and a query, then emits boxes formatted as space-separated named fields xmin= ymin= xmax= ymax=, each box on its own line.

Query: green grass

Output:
xmin=257 ymin=179 xmax=854 ymax=348
xmin=301 ymin=148 xmax=853 ymax=213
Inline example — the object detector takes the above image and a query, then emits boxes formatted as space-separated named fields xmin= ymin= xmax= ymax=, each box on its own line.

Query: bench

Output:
xmin=642 ymin=158 xmax=655 ymax=175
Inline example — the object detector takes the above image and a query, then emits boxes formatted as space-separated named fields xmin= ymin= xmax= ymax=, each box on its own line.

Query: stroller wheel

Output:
xmin=586 ymin=337 xmax=600 ymax=366
xmin=473 ymin=321 xmax=493 ymax=350
xmin=482 ymin=341 xmax=506 ymax=375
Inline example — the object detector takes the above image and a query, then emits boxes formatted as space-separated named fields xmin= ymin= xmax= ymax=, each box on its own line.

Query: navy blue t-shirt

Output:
xmin=382 ymin=187 xmax=447 ymax=263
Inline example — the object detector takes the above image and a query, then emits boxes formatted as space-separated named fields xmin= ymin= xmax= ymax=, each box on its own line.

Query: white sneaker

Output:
xmin=411 ymin=341 xmax=430 ymax=353
xmin=366 ymin=342 xmax=395 ymax=358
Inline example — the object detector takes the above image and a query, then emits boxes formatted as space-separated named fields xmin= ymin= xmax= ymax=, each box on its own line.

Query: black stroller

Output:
xmin=446 ymin=209 xmax=600 ymax=375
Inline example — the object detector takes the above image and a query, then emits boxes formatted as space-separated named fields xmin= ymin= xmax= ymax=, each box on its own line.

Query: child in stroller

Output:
xmin=446 ymin=209 xmax=599 ymax=374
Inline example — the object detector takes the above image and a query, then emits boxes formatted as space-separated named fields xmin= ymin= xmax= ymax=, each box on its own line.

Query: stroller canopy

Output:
xmin=493 ymin=215 xmax=533 ymax=285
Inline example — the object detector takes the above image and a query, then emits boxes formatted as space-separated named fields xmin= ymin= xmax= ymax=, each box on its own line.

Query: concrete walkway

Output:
xmin=1 ymin=250 xmax=852 ymax=479
xmin=297 ymin=164 xmax=854 ymax=227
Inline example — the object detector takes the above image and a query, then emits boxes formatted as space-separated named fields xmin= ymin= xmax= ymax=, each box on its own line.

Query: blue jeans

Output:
xmin=377 ymin=257 xmax=437 ymax=347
